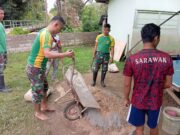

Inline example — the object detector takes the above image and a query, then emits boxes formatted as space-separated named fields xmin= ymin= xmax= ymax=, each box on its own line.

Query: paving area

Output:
xmin=36 ymin=71 xmax=178 ymax=135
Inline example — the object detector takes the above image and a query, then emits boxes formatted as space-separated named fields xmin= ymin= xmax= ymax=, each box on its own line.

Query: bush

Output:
xmin=62 ymin=25 xmax=73 ymax=33
xmin=62 ymin=25 xmax=83 ymax=33
xmin=82 ymin=21 xmax=100 ymax=32
xmin=81 ymin=4 xmax=103 ymax=32
xmin=10 ymin=27 xmax=30 ymax=35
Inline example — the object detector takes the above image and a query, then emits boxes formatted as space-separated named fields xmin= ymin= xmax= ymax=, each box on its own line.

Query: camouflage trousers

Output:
xmin=26 ymin=65 xmax=48 ymax=104
xmin=0 ymin=53 xmax=7 ymax=75
xmin=92 ymin=52 xmax=110 ymax=72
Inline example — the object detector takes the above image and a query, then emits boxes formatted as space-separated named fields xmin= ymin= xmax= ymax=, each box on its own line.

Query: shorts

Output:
xmin=0 ymin=53 xmax=7 ymax=74
xmin=127 ymin=105 xmax=161 ymax=129
xmin=26 ymin=64 xmax=48 ymax=104
xmin=93 ymin=52 xmax=110 ymax=72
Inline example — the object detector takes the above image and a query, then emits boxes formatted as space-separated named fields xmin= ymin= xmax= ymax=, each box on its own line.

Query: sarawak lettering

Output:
xmin=135 ymin=57 xmax=167 ymax=64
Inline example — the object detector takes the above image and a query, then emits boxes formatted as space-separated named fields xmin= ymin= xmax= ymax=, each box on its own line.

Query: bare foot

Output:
xmin=35 ymin=112 xmax=49 ymax=121
xmin=41 ymin=106 xmax=56 ymax=112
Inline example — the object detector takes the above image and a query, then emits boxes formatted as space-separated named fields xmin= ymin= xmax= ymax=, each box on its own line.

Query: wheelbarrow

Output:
xmin=54 ymin=57 xmax=100 ymax=121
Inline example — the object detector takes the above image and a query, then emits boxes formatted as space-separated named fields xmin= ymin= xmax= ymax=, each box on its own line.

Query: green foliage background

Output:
xmin=81 ymin=3 xmax=107 ymax=32
xmin=1 ymin=0 xmax=108 ymax=32
xmin=50 ymin=2 xmax=108 ymax=32
xmin=0 ymin=0 xmax=45 ymax=20
xmin=10 ymin=27 xmax=30 ymax=35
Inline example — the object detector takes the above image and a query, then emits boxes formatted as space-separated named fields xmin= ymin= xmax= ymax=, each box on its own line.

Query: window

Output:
xmin=134 ymin=10 xmax=179 ymax=29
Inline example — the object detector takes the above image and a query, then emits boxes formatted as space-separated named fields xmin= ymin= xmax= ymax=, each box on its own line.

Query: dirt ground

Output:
xmin=36 ymin=71 xmax=178 ymax=135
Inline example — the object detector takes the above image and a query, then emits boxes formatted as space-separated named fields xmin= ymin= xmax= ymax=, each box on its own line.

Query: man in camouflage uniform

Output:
xmin=0 ymin=7 xmax=11 ymax=92
xmin=92 ymin=24 xmax=115 ymax=87
xmin=26 ymin=16 xmax=74 ymax=120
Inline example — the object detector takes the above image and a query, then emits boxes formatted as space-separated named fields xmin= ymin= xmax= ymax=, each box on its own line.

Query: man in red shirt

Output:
xmin=123 ymin=23 xmax=174 ymax=135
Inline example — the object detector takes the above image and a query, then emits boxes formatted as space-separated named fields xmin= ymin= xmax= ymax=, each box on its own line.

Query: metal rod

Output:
xmin=81 ymin=107 xmax=88 ymax=113
xmin=56 ymin=99 xmax=75 ymax=105
xmin=54 ymin=88 xmax=72 ymax=102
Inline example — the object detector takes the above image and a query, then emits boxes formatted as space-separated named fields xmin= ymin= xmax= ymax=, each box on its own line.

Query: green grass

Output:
xmin=0 ymin=46 xmax=124 ymax=135
xmin=10 ymin=27 xmax=30 ymax=35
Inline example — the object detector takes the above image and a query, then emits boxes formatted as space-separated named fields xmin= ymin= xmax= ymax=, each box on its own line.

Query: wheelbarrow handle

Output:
xmin=69 ymin=57 xmax=75 ymax=88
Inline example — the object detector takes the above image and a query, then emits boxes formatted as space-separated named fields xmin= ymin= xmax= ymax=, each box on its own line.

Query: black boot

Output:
xmin=91 ymin=71 xmax=98 ymax=87
xmin=0 ymin=75 xmax=11 ymax=93
xmin=101 ymin=71 xmax=107 ymax=87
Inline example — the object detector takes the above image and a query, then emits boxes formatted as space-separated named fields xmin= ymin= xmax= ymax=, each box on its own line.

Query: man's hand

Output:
xmin=65 ymin=50 xmax=74 ymax=58
xmin=169 ymin=86 xmax=174 ymax=91
xmin=110 ymin=47 xmax=114 ymax=63
xmin=109 ymin=57 xmax=113 ymax=63
xmin=164 ymin=75 xmax=173 ymax=89
xmin=124 ymin=76 xmax=132 ymax=107
xmin=124 ymin=98 xmax=130 ymax=107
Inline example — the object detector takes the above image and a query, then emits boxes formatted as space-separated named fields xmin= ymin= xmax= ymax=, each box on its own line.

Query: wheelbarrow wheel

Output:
xmin=64 ymin=101 xmax=83 ymax=121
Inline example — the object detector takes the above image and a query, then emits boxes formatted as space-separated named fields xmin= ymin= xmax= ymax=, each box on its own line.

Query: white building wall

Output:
xmin=108 ymin=0 xmax=135 ymax=44
xmin=135 ymin=0 xmax=180 ymax=12
xmin=108 ymin=0 xmax=180 ymax=47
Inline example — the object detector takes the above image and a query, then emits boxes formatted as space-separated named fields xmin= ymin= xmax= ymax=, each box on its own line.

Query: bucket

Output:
xmin=162 ymin=106 xmax=180 ymax=135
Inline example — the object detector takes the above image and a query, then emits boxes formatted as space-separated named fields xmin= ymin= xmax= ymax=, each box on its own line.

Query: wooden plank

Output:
xmin=166 ymin=89 xmax=180 ymax=105
xmin=114 ymin=40 xmax=126 ymax=61
xmin=172 ymin=85 xmax=180 ymax=92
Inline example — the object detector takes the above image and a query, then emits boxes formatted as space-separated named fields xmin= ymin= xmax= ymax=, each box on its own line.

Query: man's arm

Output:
xmin=109 ymin=36 xmax=115 ymax=63
xmin=93 ymin=42 xmax=98 ymax=58
xmin=44 ymin=48 xmax=74 ymax=59
xmin=110 ymin=46 xmax=114 ymax=63
xmin=164 ymin=75 xmax=173 ymax=89
xmin=164 ymin=56 xmax=174 ymax=89
xmin=124 ymin=76 xmax=132 ymax=107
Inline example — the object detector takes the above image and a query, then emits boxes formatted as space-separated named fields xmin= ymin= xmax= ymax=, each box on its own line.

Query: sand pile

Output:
xmin=85 ymin=88 xmax=132 ymax=131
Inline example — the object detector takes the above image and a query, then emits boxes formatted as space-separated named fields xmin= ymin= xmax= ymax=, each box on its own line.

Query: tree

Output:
xmin=81 ymin=3 xmax=107 ymax=32
xmin=53 ymin=0 xmax=84 ymax=27
xmin=50 ymin=1 xmax=107 ymax=32
xmin=56 ymin=0 xmax=62 ymax=16
xmin=23 ymin=0 xmax=45 ymax=21
xmin=0 ymin=0 xmax=28 ymax=20
xmin=52 ymin=0 xmax=94 ymax=28
xmin=0 ymin=0 xmax=45 ymax=20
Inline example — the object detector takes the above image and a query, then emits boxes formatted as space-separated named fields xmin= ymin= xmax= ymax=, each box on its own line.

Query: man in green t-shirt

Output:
xmin=92 ymin=24 xmax=115 ymax=87
xmin=0 ymin=7 xmax=10 ymax=92
xmin=26 ymin=16 xmax=74 ymax=120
